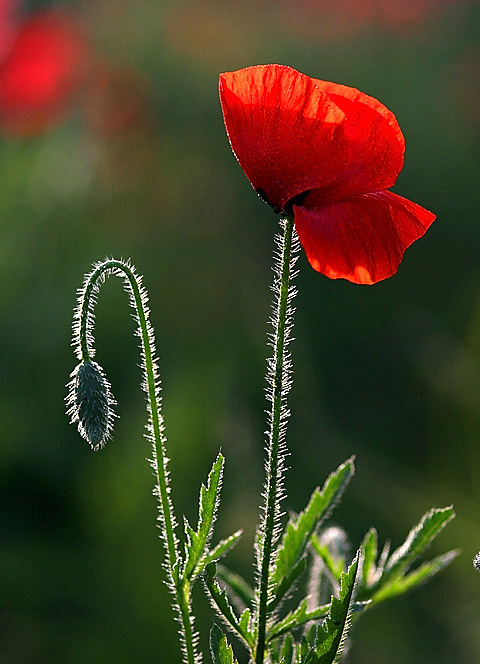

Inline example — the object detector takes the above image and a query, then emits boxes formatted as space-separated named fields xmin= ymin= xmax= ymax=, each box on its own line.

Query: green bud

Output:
xmin=67 ymin=360 xmax=116 ymax=450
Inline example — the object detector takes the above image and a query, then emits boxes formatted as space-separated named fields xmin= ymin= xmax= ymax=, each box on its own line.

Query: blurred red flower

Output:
xmin=219 ymin=64 xmax=435 ymax=285
xmin=0 ymin=10 xmax=90 ymax=136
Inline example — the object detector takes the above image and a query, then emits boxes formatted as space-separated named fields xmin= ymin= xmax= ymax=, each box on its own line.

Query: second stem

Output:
xmin=255 ymin=216 xmax=295 ymax=664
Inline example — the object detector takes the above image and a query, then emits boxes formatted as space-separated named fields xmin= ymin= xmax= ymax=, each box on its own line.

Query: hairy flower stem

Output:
xmin=76 ymin=259 xmax=197 ymax=664
xmin=255 ymin=217 xmax=296 ymax=664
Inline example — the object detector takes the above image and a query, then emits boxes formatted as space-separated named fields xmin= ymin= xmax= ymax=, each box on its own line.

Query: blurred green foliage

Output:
xmin=1 ymin=1 xmax=480 ymax=663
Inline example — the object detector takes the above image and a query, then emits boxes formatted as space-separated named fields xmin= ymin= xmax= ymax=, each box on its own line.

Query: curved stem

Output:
xmin=255 ymin=217 xmax=295 ymax=664
xmin=75 ymin=259 xmax=197 ymax=664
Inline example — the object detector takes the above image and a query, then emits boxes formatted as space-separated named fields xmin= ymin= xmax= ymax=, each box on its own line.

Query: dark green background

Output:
xmin=1 ymin=1 xmax=480 ymax=662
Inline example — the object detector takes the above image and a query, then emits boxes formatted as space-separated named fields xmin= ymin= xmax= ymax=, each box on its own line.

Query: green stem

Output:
xmin=77 ymin=259 xmax=197 ymax=664
xmin=255 ymin=217 xmax=295 ymax=664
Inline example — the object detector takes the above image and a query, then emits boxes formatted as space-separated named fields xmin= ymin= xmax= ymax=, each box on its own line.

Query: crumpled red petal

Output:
xmin=219 ymin=64 xmax=405 ymax=211
xmin=293 ymin=190 xmax=436 ymax=284
xmin=308 ymin=78 xmax=405 ymax=204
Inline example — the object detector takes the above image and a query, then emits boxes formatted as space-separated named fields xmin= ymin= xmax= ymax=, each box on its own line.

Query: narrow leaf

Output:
xmin=381 ymin=506 xmax=454 ymax=585
xmin=184 ymin=453 xmax=224 ymax=580
xmin=372 ymin=550 xmax=459 ymax=604
xmin=200 ymin=531 xmax=243 ymax=570
xmin=273 ymin=458 xmax=354 ymax=603
xmin=210 ymin=624 xmax=237 ymax=664
xmin=204 ymin=563 xmax=255 ymax=649
xmin=314 ymin=551 xmax=360 ymax=664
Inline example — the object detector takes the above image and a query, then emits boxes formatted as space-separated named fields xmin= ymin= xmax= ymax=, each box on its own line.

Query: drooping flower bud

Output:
xmin=67 ymin=360 xmax=116 ymax=450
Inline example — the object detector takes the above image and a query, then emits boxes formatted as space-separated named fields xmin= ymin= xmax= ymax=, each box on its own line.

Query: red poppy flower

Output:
xmin=219 ymin=64 xmax=435 ymax=284
xmin=0 ymin=11 xmax=90 ymax=136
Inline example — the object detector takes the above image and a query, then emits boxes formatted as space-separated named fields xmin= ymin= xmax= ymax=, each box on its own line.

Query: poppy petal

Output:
xmin=312 ymin=79 xmax=402 ymax=135
xmin=220 ymin=64 xmax=343 ymax=210
xmin=219 ymin=64 xmax=405 ymax=211
xmin=309 ymin=78 xmax=405 ymax=204
xmin=293 ymin=190 xmax=435 ymax=284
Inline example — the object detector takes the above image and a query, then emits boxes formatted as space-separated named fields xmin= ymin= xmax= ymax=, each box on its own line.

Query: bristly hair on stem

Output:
xmin=66 ymin=258 xmax=200 ymax=664
xmin=254 ymin=217 xmax=299 ymax=663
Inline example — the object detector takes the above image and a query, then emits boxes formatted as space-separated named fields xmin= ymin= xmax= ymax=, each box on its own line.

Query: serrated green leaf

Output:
xmin=267 ymin=598 xmax=330 ymax=641
xmin=313 ymin=551 xmax=360 ymax=664
xmin=272 ymin=458 xmax=354 ymax=604
xmin=184 ymin=453 xmax=224 ymax=581
xmin=204 ymin=563 xmax=255 ymax=649
xmin=293 ymin=567 xmax=362 ymax=664
xmin=200 ymin=530 xmax=243 ymax=570
xmin=381 ymin=506 xmax=454 ymax=585
xmin=210 ymin=624 xmax=237 ymax=664
xmin=372 ymin=549 xmax=458 ymax=604
xmin=216 ymin=564 xmax=254 ymax=609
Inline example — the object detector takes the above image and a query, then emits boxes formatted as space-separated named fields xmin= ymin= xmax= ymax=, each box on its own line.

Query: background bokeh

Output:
xmin=1 ymin=0 xmax=480 ymax=662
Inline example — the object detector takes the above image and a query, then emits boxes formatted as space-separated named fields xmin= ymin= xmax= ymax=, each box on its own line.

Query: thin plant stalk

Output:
xmin=255 ymin=217 xmax=297 ymax=664
xmin=72 ymin=259 xmax=198 ymax=664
